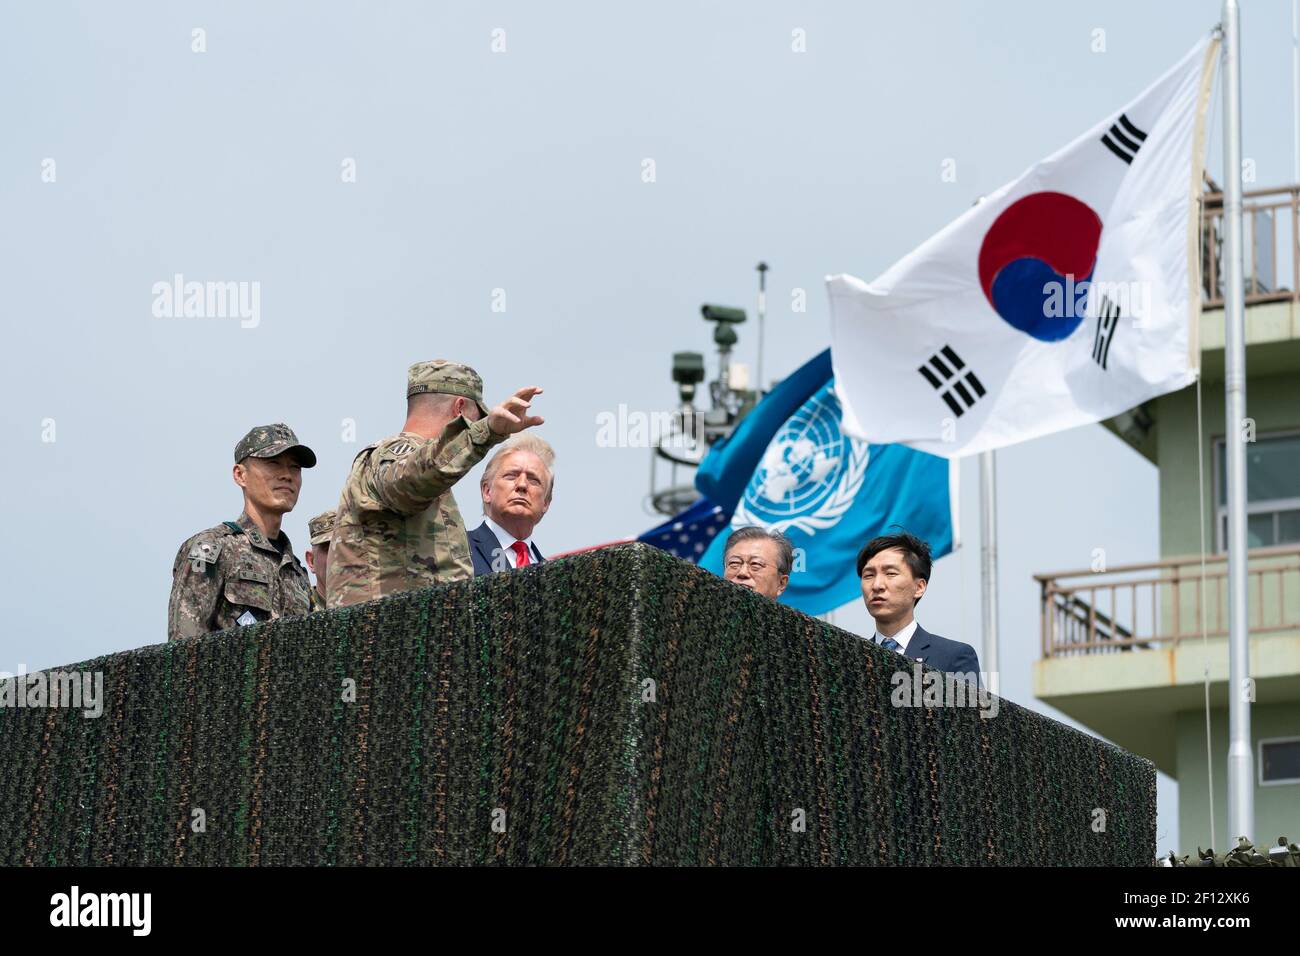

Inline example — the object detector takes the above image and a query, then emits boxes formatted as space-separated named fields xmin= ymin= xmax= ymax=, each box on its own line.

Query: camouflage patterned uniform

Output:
xmin=327 ymin=361 xmax=506 ymax=608
xmin=307 ymin=509 xmax=335 ymax=613
xmin=168 ymin=514 xmax=312 ymax=640
xmin=167 ymin=424 xmax=317 ymax=641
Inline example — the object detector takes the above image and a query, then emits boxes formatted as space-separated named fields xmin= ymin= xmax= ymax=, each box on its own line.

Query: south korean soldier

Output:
xmin=166 ymin=423 xmax=317 ymax=641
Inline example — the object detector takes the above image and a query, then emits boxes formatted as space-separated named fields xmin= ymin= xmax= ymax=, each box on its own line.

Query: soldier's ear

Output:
xmin=304 ymin=549 xmax=316 ymax=574
xmin=232 ymin=462 xmax=248 ymax=489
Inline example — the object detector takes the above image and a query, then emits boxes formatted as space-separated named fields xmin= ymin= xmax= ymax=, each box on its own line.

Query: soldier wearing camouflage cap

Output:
xmin=327 ymin=361 xmax=543 ymax=607
xmin=305 ymin=509 xmax=335 ymax=612
xmin=167 ymin=424 xmax=317 ymax=641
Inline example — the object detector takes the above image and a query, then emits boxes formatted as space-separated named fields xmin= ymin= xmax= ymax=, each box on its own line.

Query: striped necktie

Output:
xmin=879 ymin=636 xmax=901 ymax=652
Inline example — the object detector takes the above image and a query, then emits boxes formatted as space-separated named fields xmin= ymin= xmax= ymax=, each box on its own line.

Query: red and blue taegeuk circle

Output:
xmin=977 ymin=191 xmax=1103 ymax=342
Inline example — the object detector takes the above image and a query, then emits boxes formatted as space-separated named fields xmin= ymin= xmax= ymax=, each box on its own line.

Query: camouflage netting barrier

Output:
xmin=0 ymin=543 xmax=1154 ymax=865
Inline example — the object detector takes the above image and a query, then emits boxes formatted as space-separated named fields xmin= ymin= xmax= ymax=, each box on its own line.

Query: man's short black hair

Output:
xmin=855 ymin=531 xmax=933 ymax=586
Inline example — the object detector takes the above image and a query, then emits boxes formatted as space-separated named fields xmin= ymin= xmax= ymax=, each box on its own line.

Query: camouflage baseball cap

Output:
xmin=407 ymin=360 xmax=490 ymax=418
xmin=308 ymin=509 xmax=336 ymax=546
xmin=233 ymin=423 xmax=317 ymax=468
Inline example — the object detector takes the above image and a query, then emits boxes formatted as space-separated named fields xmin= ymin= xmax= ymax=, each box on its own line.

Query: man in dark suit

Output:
xmin=469 ymin=434 xmax=554 ymax=575
xmin=857 ymin=531 xmax=980 ymax=678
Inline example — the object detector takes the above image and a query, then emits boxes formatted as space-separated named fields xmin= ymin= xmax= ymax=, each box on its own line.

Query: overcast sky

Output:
xmin=4 ymin=0 xmax=1295 ymax=855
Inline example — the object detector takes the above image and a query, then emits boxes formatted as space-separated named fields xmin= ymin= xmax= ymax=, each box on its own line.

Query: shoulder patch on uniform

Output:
xmin=381 ymin=437 xmax=417 ymax=459
xmin=187 ymin=537 xmax=223 ymax=572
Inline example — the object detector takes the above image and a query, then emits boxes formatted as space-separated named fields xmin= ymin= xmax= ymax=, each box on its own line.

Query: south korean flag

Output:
xmin=827 ymin=33 xmax=1219 ymax=458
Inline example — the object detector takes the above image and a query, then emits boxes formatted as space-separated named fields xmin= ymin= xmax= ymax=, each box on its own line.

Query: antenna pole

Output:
xmin=756 ymin=262 xmax=769 ymax=395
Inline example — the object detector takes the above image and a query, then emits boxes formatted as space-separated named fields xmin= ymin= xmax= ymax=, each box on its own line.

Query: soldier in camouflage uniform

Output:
xmin=167 ymin=424 xmax=318 ymax=641
xmin=327 ymin=361 xmax=543 ymax=608
xmin=305 ymin=509 xmax=335 ymax=612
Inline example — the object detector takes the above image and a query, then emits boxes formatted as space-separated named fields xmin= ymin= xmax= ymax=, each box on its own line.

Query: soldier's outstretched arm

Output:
xmin=369 ymin=416 xmax=504 ymax=515
xmin=369 ymin=387 xmax=543 ymax=516
xmin=167 ymin=536 xmax=223 ymax=641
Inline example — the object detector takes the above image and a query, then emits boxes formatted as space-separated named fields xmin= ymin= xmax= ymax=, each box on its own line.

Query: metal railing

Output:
xmin=1201 ymin=185 xmax=1300 ymax=308
xmin=1037 ymin=545 xmax=1300 ymax=658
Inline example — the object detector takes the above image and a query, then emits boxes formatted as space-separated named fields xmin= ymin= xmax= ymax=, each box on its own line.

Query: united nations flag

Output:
xmin=695 ymin=349 xmax=955 ymax=615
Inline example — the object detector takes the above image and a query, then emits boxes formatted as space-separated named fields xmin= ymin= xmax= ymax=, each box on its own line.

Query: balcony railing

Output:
xmin=1201 ymin=185 xmax=1300 ymax=308
xmin=1036 ymin=545 xmax=1300 ymax=658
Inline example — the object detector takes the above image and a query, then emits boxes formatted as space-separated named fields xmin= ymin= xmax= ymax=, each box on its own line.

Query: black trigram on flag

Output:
xmin=1100 ymin=113 xmax=1148 ymax=165
xmin=1092 ymin=295 xmax=1121 ymax=369
xmin=918 ymin=345 xmax=986 ymax=418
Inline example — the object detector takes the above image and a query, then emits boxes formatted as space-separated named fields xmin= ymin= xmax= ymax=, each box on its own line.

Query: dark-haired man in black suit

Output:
xmin=857 ymin=531 xmax=980 ymax=678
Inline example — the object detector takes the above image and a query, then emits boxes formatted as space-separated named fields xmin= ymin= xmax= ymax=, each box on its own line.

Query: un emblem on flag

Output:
xmin=734 ymin=387 xmax=870 ymax=535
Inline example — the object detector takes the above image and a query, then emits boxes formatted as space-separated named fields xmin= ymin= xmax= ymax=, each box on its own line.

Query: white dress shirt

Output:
xmin=872 ymin=618 xmax=919 ymax=653
xmin=484 ymin=516 xmax=539 ymax=569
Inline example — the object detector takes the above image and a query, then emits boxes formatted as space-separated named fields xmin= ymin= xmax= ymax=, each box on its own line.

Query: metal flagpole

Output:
xmin=979 ymin=451 xmax=999 ymax=695
xmin=1221 ymin=0 xmax=1254 ymax=842
xmin=1293 ymin=0 xmax=1299 ymax=183
xmin=967 ymin=191 xmax=1000 ymax=695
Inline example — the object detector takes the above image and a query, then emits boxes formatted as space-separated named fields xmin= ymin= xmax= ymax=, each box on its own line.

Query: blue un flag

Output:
xmin=694 ymin=349 xmax=955 ymax=616
xmin=637 ymin=350 xmax=839 ymax=562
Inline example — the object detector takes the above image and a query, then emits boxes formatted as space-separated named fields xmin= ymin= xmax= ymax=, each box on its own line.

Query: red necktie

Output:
xmin=511 ymin=540 xmax=531 ymax=567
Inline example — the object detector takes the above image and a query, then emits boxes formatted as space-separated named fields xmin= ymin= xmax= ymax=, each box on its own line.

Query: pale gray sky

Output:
xmin=3 ymin=0 xmax=1293 ymax=856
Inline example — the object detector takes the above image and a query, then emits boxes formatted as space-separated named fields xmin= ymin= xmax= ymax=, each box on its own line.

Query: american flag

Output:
xmin=637 ymin=497 xmax=731 ymax=562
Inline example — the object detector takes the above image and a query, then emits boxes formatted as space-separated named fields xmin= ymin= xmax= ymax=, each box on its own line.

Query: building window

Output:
xmin=1258 ymin=736 xmax=1300 ymax=786
xmin=1214 ymin=430 xmax=1300 ymax=552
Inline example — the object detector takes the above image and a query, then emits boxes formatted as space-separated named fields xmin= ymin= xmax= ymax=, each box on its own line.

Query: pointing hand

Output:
xmin=487 ymin=386 xmax=545 ymax=436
